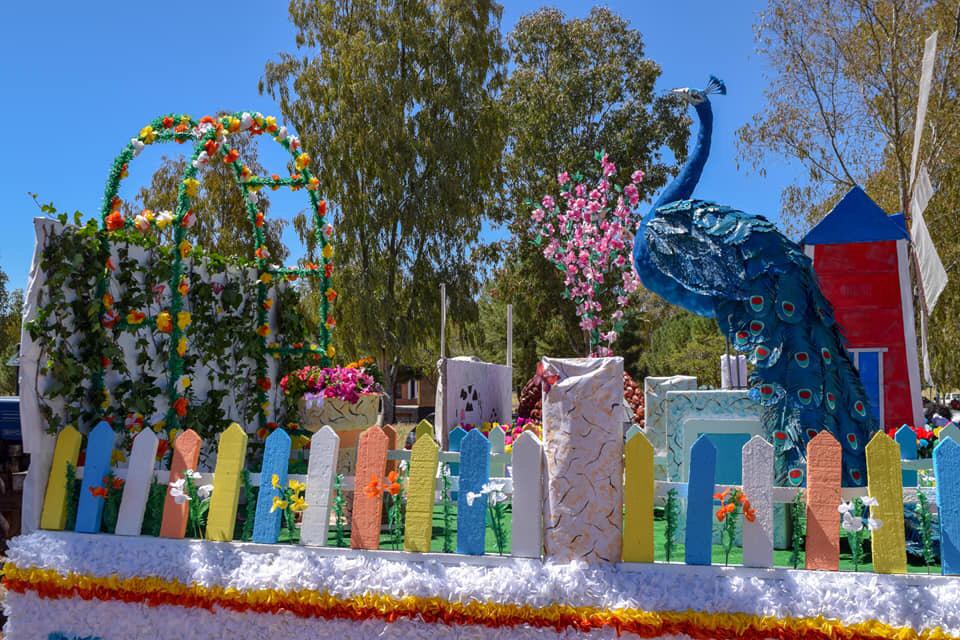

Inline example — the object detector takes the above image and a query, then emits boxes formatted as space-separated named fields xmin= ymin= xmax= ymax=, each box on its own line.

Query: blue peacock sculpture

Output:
xmin=632 ymin=76 xmax=878 ymax=486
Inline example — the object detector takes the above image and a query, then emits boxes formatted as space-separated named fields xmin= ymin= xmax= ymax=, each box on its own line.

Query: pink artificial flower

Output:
xmin=557 ymin=171 xmax=570 ymax=186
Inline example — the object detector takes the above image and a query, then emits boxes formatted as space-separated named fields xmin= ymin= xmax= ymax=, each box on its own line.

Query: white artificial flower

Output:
xmin=248 ymin=189 xmax=261 ymax=204
xmin=841 ymin=512 xmax=863 ymax=533
xmin=837 ymin=501 xmax=854 ymax=515
xmin=480 ymin=480 xmax=510 ymax=504
xmin=130 ymin=138 xmax=145 ymax=156
xmin=276 ymin=126 xmax=287 ymax=141
xmin=867 ymin=517 xmax=883 ymax=531
xmin=192 ymin=151 xmax=209 ymax=168
xmin=197 ymin=484 xmax=214 ymax=500
xmin=184 ymin=468 xmax=202 ymax=480
xmin=193 ymin=122 xmax=213 ymax=138
xmin=465 ymin=491 xmax=482 ymax=507
xmin=240 ymin=112 xmax=253 ymax=131
xmin=156 ymin=210 xmax=174 ymax=228
xmin=134 ymin=214 xmax=151 ymax=232
xmin=168 ymin=478 xmax=191 ymax=504
xmin=861 ymin=496 xmax=879 ymax=508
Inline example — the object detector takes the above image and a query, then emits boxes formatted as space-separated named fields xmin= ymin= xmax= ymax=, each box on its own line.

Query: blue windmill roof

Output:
xmin=802 ymin=186 xmax=910 ymax=245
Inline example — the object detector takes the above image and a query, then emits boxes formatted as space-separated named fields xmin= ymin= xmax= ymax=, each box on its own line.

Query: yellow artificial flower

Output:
xmin=288 ymin=479 xmax=305 ymax=493
xmin=111 ymin=449 xmax=127 ymax=465
xmin=265 ymin=115 xmax=277 ymax=130
xmin=259 ymin=273 xmax=273 ymax=285
xmin=935 ymin=426 xmax=943 ymax=439
xmin=322 ymin=244 xmax=334 ymax=259
xmin=326 ymin=345 xmax=336 ymax=358
xmin=179 ymin=239 xmax=192 ymax=259
xmin=179 ymin=375 xmax=191 ymax=390
xmin=228 ymin=116 xmax=241 ymax=132
xmin=101 ymin=389 xmax=111 ymax=410
xmin=177 ymin=336 xmax=188 ymax=357
xmin=168 ymin=428 xmax=180 ymax=444
xmin=156 ymin=311 xmax=173 ymax=333
xmin=271 ymin=473 xmax=280 ymax=489
xmin=183 ymin=178 xmax=200 ymax=198
xmin=290 ymin=495 xmax=307 ymax=512
xmin=270 ymin=496 xmax=288 ymax=513
xmin=177 ymin=311 xmax=192 ymax=330
xmin=152 ymin=420 xmax=166 ymax=433
xmin=102 ymin=293 xmax=114 ymax=309
xmin=139 ymin=125 xmax=157 ymax=144
xmin=295 ymin=152 xmax=311 ymax=170
xmin=178 ymin=279 xmax=189 ymax=296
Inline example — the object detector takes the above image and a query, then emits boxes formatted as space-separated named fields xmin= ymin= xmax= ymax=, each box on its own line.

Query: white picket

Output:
xmin=625 ymin=424 xmax=643 ymax=441
xmin=300 ymin=426 xmax=340 ymax=547
xmin=115 ymin=429 xmax=159 ymax=536
xmin=511 ymin=431 xmax=543 ymax=558
xmin=741 ymin=435 xmax=773 ymax=568
xmin=940 ymin=423 xmax=960 ymax=443
xmin=489 ymin=426 xmax=506 ymax=478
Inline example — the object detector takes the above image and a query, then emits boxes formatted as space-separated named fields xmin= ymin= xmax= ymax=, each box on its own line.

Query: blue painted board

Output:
xmin=934 ymin=438 xmax=960 ymax=575
xmin=456 ymin=429 xmax=490 ymax=555
xmin=857 ymin=351 xmax=882 ymax=423
xmin=253 ymin=428 xmax=292 ymax=544
xmin=75 ymin=422 xmax=115 ymax=534
xmin=895 ymin=425 xmax=917 ymax=487
xmin=685 ymin=435 xmax=716 ymax=566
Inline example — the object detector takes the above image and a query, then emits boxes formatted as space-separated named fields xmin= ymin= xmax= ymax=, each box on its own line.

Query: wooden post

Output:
xmin=934 ymin=438 xmax=960 ymax=575
xmin=115 ymin=429 xmax=159 ymax=536
xmin=511 ymin=431 xmax=543 ymax=559
xmin=404 ymin=434 xmax=439 ymax=552
xmin=623 ymin=431 xmax=654 ymax=563
xmin=894 ymin=425 xmax=918 ymax=487
xmin=159 ymin=429 xmax=202 ymax=539
xmin=805 ymin=431 xmax=841 ymax=571
xmin=253 ymin=428 xmax=291 ymax=544
xmin=206 ymin=424 xmax=247 ymax=542
xmin=40 ymin=425 xmax=82 ymax=531
xmin=301 ymin=426 xmax=340 ymax=547
xmin=457 ymin=429 xmax=490 ymax=555
xmin=351 ymin=426 xmax=389 ymax=549
xmin=865 ymin=432 xmax=906 ymax=573
xmin=74 ymin=422 xmax=115 ymax=534
xmin=742 ymin=435 xmax=774 ymax=568
xmin=684 ymin=435 xmax=716 ymax=566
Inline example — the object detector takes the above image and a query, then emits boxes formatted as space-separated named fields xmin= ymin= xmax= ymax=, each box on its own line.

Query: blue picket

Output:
xmin=934 ymin=438 xmax=960 ymax=575
xmin=252 ymin=428 xmax=292 ymax=544
xmin=75 ymin=422 xmax=116 ymax=534
xmin=894 ymin=425 xmax=917 ymax=487
xmin=685 ymin=435 xmax=717 ymax=566
xmin=456 ymin=429 xmax=490 ymax=555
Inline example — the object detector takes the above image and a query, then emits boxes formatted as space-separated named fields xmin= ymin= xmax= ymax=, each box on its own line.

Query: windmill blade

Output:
xmin=910 ymin=32 xmax=938 ymax=186
xmin=911 ymin=166 xmax=948 ymax=313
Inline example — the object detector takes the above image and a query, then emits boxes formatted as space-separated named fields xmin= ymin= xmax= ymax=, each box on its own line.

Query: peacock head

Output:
xmin=670 ymin=75 xmax=727 ymax=106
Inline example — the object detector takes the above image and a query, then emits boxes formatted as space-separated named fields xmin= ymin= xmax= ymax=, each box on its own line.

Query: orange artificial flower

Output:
xmin=111 ymin=477 xmax=124 ymax=491
xmin=89 ymin=486 xmax=108 ymax=499
xmin=325 ymin=288 xmax=338 ymax=303
xmin=387 ymin=470 xmax=399 ymax=484
xmin=363 ymin=474 xmax=381 ymax=498
xmin=173 ymin=397 xmax=189 ymax=418
xmin=155 ymin=439 xmax=169 ymax=460
xmin=106 ymin=211 xmax=125 ymax=231
xmin=126 ymin=310 xmax=146 ymax=325
xmin=156 ymin=311 xmax=173 ymax=333
xmin=174 ymin=123 xmax=189 ymax=137
xmin=713 ymin=488 xmax=729 ymax=501
xmin=262 ymin=299 xmax=273 ymax=311
xmin=325 ymin=316 xmax=336 ymax=329
xmin=387 ymin=482 xmax=401 ymax=496
xmin=255 ymin=245 xmax=269 ymax=260
xmin=204 ymin=139 xmax=219 ymax=156
xmin=307 ymin=177 xmax=319 ymax=191
xmin=224 ymin=148 xmax=240 ymax=164
xmin=256 ymin=426 xmax=270 ymax=440
xmin=102 ymin=293 xmax=114 ymax=309
xmin=255 ymin=212 xmax=265 ymax=227
xmin=178 ymin=279 xmax=189 ymax=296
xmin=257 ymin=324 xmax=270 ymax=338
xmin=270 ymin=174 xmax=281 ymax=191
xmin=317 ymin=199 xmax=327 ymax=216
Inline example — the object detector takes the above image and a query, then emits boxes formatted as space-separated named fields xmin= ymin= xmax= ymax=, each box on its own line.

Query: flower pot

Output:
xmin=299 ymin=393 xmax=381 ymax=477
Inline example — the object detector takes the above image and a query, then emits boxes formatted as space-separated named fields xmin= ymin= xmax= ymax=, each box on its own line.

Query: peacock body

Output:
xmin=633 ymin=77 xmax=877 ymax=486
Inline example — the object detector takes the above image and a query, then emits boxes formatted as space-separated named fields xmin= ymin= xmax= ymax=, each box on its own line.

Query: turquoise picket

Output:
xmin=934 ymin=437 xmax=960 ymax=575
xmin=448 ymin=425 xmax=467 ymax=499
xmin=685 ymin=435 xmax=716 ymax=566
xmin=253 ymin=428 xmax=292 ymax=544
xmin=894 ymin=425 xmax=917 ymax=487
xmin=75 ymin=422 xmax=115 ymax=534
xmin=457 ymin=428 xmax=490 ymax=555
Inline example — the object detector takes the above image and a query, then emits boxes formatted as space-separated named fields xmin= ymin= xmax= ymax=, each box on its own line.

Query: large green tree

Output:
xmin=739 ymin=0 xmax=960 ymax=389
xmin=0 ymin=267 xmax=24 ymax=395
xmin=482 ymin=7 xmax=689 ymax=386
xmin=261 ymin=0 xmax=507 ymax=419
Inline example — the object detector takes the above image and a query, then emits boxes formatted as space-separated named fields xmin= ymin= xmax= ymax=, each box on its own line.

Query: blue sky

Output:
xmin=0 ymin=0 xmax=800 ymax=291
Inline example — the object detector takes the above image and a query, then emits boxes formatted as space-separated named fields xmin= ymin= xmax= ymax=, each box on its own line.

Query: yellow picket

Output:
xmin=865 ymin=432 xmax=906 ymax=573
xmin=404 ymin=434 xmax=439 ymax=552
xmin=415 ymin=420 xmax=433 ymax=442
xmin=622 ymin=431 xmax=654 ymax=562
xmin=40 ymin=425 xmax=83 ymax=531
xmin=206 ymin=423 xmax=248 ymax=542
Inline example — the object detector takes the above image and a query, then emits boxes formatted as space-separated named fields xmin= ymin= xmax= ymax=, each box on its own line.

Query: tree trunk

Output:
xmin=381 ymin=358 xmax=397 ymax=425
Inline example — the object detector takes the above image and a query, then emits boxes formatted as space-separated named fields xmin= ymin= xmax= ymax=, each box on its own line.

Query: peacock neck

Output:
xmin=644 ymin=101 xmax=713 ymax=222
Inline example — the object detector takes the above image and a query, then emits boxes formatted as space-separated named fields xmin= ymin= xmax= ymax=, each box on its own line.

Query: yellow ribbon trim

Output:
xmin=4 ymin=562 xmax=957 ymax=639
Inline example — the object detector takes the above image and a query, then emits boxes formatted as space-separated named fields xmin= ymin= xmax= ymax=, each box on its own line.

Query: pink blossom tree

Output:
xmin=530 ymin=152 xmax=643 ymax=356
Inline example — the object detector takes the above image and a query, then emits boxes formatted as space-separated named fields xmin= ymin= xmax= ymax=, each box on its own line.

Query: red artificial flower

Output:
xmin=258 ymin=378 xmax=272 ymax=392
xmin=204 ymin=139 xmax=219 ymax=156
xmin=89 ymin=486 xmax=108 ymax=499
xmin=106 ymin=211 xmax=125 ymax=231
xmin=223 ymin=148 xmax=240 ymax=164
xmin=324 ymin=263 xmax=334 ymax=277
xmin=155 ymin=439 xmax=169 ymax=460
xmin=112 ymin=477 xmax=124 ymax=491
xmin=162 ymin=116 xmax=175 ymax=129
xmin=255 ymin=212 xmax=265 ymax=228
xmin=173 ymin=397 xmax=189 ymax=418
xmin=101 ymin=356 xmax=112 ymax=368
xmin=317 ymin=199 xmax=327 ymax=216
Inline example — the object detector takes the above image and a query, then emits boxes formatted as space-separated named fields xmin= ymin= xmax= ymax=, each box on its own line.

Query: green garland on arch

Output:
xmin=95 ymin=111 xmax=335 ymax=433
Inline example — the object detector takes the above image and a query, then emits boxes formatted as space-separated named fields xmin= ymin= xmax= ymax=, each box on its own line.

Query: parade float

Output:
xmin=5 ymin=80 xmax=960 ymax=640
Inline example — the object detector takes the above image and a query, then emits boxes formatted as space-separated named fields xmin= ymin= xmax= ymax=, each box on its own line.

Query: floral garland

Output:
xmin=97 ymin=111 xmax=335 ymax=432
xmin=4 ymin=563 xmax=956 ymax=640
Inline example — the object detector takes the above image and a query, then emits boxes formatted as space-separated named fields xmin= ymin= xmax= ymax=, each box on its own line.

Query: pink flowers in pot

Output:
xmin=531 ymin=153 xmax=643 ymax=356
xmin=280 ymin=365 xmax=382 ymax=404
